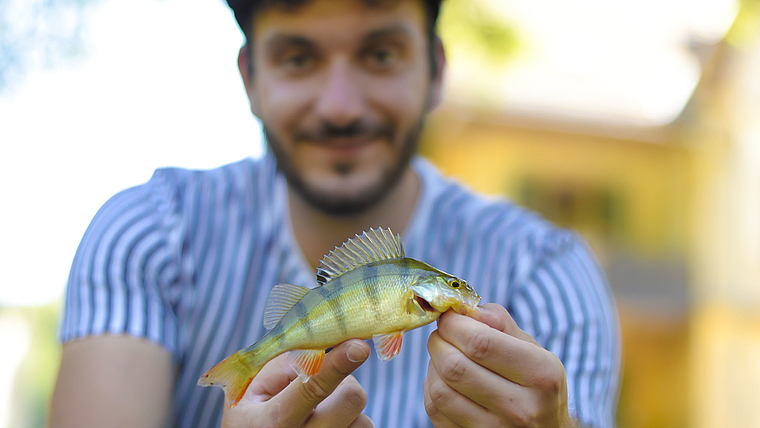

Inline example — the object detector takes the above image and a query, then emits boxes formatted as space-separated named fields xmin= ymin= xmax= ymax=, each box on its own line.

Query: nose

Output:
xmin=315 ymin=60 xmax=365 ymax=128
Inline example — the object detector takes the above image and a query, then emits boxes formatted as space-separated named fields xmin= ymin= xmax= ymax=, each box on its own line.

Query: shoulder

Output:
xmin=411 ymin=157 xmax=596 ymax=289
xmin=125 ymin=155 xmax=281 ymax=219
xmin=149 ymin=156 xmax=268 ymax=198
xmin=413 ymin=156 xmax=574 ymax=253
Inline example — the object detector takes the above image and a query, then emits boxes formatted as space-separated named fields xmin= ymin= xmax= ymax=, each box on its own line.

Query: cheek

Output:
xmin=365 ymin=71 xmax=430 ymax=123
xmin=254 ymin=76 xmax=315 ymax=130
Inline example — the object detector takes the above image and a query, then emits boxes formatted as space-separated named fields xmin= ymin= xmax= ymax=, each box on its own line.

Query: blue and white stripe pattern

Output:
xmin=60 ymin=152 xmax=620 ymax=428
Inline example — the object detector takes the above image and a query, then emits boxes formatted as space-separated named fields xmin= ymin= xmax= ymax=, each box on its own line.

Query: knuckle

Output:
xmin=424 ymin=395 xmax=441 ymax=419
xmin=498 ymin=395 xmax=534 ymax=428
xmin=354 ymin=413 xmax=374 ymax=428
xmin=342 ymin=383 xmax=367 ymax=409
xmin=466 ymin=332 xmax=491 ymax=359
xmin=428 ymin=379 xmax=452 ymax=407
xmin=427 ymin=330 xmax=439 ymax=352
xmin=439 ymin=354 xmax=467 ymax=383
xmin=533 ymin=352 xmax=566 ymax=394
xmin=510 ymin=407 xmax=538 ymax=428
xmin=300 ymin=378 xmax=331 ymax=402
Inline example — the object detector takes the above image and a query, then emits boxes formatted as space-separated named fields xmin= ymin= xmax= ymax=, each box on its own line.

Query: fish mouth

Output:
xmin=414 ymin=296 xmax=436 ymax=312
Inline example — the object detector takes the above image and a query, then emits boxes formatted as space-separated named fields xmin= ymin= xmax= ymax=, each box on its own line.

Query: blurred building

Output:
xmin=422 ymin=6 xmax=760 ymax=426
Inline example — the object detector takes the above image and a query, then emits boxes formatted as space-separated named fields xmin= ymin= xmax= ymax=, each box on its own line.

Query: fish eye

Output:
xmin=449 ymin=279 xmax=460 ymax=288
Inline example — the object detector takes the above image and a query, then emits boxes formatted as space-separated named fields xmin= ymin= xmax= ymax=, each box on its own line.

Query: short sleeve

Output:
xmin=509 ymin=230 xmax=621 ymax=428
xmin=59 ymin=169 xmax=184 ymax=361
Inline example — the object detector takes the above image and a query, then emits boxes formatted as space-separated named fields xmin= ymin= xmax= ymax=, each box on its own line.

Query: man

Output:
xmin=50 ymin=0 xmax=620 ymax=427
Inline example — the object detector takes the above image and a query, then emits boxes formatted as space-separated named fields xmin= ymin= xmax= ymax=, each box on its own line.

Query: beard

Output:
xmin=265 ymin=116 xmax=425 ymax=217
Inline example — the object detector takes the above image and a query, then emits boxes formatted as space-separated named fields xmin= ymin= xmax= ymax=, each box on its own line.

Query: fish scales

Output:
xmin=259 ymin=260 xmax=447 ymax=354
xmin=274 ymin=261 xmax=418 ymax=349
xmin=197 ymin=228 xmax=480 ymax=407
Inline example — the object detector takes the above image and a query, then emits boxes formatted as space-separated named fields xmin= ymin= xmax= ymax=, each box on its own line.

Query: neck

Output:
xmin=288 ymin=165 xmax=421 ymax=270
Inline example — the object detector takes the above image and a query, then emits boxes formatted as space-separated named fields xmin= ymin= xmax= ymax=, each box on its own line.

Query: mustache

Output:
xmin=293 ymin=121 xmax=393 ymax=142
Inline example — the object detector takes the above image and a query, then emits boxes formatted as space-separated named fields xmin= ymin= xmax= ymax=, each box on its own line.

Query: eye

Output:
xmin=362 ymin=45 xmax=401 ymax=71
xmin=370 ymin=49 xmax=392 ymax=64
xmin=273 ymin=47 xmax=318 ymax=76
xmin=450 ymin=279 xmax=460 ymax=288
xmin=283 ymin=53 xmax=314 ymax=72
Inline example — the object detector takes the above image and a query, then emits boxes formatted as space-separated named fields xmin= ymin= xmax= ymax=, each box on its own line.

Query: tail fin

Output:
xmin=197 ymin=351 xmax=262 ymax=407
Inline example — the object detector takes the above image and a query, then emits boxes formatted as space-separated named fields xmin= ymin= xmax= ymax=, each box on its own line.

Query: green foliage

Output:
xmin=726 ymin=0 xmax=760 ymax=44
xmin=0 ymin=303 xmax=63 ymax=428
xmin=438 ymin=0 xmax=519 ymax=68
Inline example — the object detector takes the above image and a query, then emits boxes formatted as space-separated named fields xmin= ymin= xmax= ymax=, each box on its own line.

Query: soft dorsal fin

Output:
xmin=263 ymin=283 xmax=311 ymax=330
xmin=316 ymin=228 xmax=405 ymax=286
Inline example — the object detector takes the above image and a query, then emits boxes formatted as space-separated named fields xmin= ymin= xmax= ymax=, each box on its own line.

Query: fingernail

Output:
xmin=347 ymin=342 xmax=368 ymax=363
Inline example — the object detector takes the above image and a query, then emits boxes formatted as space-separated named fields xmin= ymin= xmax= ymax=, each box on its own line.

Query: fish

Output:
xmin=197 ymin=227 xmax=481 ymax=407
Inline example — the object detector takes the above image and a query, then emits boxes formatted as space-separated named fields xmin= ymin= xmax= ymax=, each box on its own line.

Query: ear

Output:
xmin=237 ymin=45 xmax=260 ymax=117
xmin=426 ymin=36 xmax=447 ymax=112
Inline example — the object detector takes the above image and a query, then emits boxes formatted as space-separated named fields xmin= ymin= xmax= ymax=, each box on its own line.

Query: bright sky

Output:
xmin=446 ymin=0 xmax=738 ymax=125
xmin=0 ymin=0 xmax=262 ymax=306
xmin=0 ymin=0 xmax=739 ymax=307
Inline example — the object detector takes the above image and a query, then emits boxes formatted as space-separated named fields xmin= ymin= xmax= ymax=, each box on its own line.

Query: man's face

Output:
xmin=242 ymin=0 xmax=442 ymax=215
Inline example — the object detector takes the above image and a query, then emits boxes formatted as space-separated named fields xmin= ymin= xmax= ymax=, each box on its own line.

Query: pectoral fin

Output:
xmin=372 ymin=331 xmax=404 ymax=362
xmin=287 ymin=349 xmax=325 ymax=382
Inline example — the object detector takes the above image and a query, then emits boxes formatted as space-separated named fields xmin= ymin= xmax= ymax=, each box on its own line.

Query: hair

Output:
xmin=225 ymin=0 xmax=444 ymax=77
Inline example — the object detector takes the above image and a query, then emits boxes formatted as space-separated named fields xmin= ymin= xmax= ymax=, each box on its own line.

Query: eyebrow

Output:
xmin=263 ymin=35 xmax=316 ymax=55
xmin=361 ymin=24 xmax=412 ymax=43
xmin=263 ymin=24 xmax=412 ymax=53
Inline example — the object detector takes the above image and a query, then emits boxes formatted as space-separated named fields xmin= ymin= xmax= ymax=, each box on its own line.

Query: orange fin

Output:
xmin=373 ymin=331 xmax=404 ymax=362
xmin=197 ymin=352 xmax=260 ymax=408
xmin=287 ymin=349 xmax=325 ymax=382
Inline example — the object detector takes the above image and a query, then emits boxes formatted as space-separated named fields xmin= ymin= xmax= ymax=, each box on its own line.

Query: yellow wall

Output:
xmin=420 ymin=109 xmax=693 ymax=428
xmin=420 ymin=31 xmax=760 ymax=427
xmin=421 ymin=110 xmax=693 ymax=258
xmin=685 ymin=33 xmax=760 ymax=428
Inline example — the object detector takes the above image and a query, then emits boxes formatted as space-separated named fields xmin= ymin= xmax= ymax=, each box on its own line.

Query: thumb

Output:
xmin=269 ymin=339 xmax=370 ymax=425
xmin=471 ymin=303 xmax=539 ymax=345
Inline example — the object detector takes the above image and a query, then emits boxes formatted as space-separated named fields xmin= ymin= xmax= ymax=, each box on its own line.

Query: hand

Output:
xmin=222 ymin=339 xmax=374 ymax=428
xmin=424 ymin=303 xmax=574 ymax=427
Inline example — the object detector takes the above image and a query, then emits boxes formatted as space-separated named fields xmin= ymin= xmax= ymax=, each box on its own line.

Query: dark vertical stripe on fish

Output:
xmin=329 ymin=294 xmax=349 ymax=337
xmin=294 ymin=300 xmax=313 ymax=336
xmin=362 ymin=267 xmax=381 ymax=307
xmin=318 ymin=285 xmax=349 ymax=336
xmin=401 ymin=257 xmax=411 ymax=270
xmin=364 ymin=268 xmax=384 ymax=323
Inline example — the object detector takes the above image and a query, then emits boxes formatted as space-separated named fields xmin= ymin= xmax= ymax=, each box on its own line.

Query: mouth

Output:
xmin=414 ymin=295 xmax=436 ymax=312
xmin=303 ymin=136 xmax=377 ymax=158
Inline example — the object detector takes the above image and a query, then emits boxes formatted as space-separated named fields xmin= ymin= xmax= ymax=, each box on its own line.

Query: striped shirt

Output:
xmin=61 ymin=152 xmax=620 ymax=427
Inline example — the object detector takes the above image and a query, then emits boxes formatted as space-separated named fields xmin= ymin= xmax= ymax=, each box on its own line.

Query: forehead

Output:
xmin=251 ymin=0 xmax=427 ymax=48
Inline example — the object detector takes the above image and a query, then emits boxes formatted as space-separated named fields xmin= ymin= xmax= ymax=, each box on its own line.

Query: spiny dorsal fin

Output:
xmin=263 ymin=283 xmax=310 ymax=330
xmin=316 ymin=227 xmax=405 ymax=286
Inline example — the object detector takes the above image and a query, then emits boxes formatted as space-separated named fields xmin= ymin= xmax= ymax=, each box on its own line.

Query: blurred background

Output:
xmin=1 ymin=0 xmax=758 ymax=426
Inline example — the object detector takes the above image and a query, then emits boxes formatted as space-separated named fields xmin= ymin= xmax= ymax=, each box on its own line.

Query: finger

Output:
xmin=245 ymin=353 xmax=298 ymax=402
xmin=308 ymin=375 xmax=366 ymax=428
xmin=425 ymin=361 xmax=502 ymax=428
xmin=347 ymin=413 xmax=374 ymax=428
xmin=470 ymin=303 xmax=538 ymax=345
xmin=436 ymin=310 xmax=556 ymax=386
xmin=423 ymin=375 xmax=461 ymax=428
xmin=428 ymin=330 xmax=525 ymax=417
xmin=271 ymin=339 xmax=370 ymax=427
